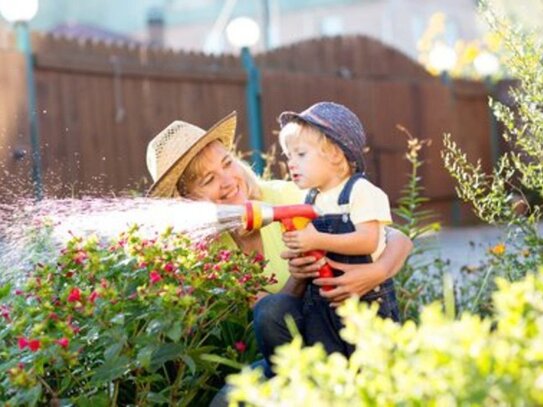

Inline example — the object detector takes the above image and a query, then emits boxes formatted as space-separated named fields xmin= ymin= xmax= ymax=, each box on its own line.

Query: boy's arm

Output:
xmin=282 ymin=220 xmax=380 ymax=255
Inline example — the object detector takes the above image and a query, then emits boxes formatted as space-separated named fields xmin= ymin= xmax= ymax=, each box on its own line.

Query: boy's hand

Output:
xmin=282 ymin=223 xmax=321 ymax=252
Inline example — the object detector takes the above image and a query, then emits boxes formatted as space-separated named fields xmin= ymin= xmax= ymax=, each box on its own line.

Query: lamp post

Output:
xmin=428 ymin=43 xmax=457 ymax=85
xmin=226 ymin=16 xmax=264 ymax=174
xmin=474 ymin=51 xmax=501 ymax=166
xmin=0 ymin=0 xmax=43 ymax=200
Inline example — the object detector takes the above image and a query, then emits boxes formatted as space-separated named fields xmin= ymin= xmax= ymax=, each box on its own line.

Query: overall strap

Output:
xmin=337 ymin=172 xmax=365 ymax=205
xmin=304 ymin=188 xmax=319 ymax=204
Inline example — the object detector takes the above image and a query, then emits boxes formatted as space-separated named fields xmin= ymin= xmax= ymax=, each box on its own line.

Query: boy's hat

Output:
xmin=278 ymin=101 xmax=366 ymax=172
xmin=146 ymin=112 xmax=237 ymax=198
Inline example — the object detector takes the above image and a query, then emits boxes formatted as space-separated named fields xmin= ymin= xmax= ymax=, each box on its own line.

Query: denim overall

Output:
xmin=302 ymin=173 xmax=400 ymax=356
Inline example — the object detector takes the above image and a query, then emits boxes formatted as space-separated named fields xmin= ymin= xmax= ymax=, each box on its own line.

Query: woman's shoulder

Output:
xmin=258 ymin=179 xmax=305 ymax=204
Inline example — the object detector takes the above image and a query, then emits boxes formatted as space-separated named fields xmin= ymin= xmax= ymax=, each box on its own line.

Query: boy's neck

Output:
xmin=316 ymin=173 xmax=351 ymax=193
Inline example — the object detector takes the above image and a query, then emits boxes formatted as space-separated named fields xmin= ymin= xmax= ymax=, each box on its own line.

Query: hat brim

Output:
xmin=278 ymin=111 xmax=303 ymax=128
xmin=147 ymin=111 xmax=237 ymax=198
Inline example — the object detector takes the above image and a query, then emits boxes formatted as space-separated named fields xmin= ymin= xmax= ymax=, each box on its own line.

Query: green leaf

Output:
xmin=137 ymin=345 xmax=156 ymax=369
xmin=167 ymin=321 xmax=183 ymax=342
xmin=150 ymin=343 xmax=184 ymax=371
xmin=200 ymin=353 xmax=244 ymax=370
xmin=147 ymin=392 xmax=170 ymax=404
xmin=104 ymin=342 xmax=124 ymax=360
xmin=0 ymin=282 xmax=12 ymax=300
xmin=180 ymin=354 xmax=196 ymax=375
xmin=77 ymin=392 xmax=110 ymax=407
xmin=14 ymin=384 xmax=41 ymax=406
xmin=90 ymin=355 xmax=130 ymax=384
xmin=111 ymin=313 xmax=125 ymax=325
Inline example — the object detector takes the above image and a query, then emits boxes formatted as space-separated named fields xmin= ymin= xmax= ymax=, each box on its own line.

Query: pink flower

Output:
xmin=57 ymin=338 xmax=69 ymax=349
xmin=234 ymin=341 xmax=247 ymax=353
xmin=218 ymin=249 xmax=231 ymax=262
xmin=100 ymin=278 xmax=108 ymax=288
xmin=73 ymin=250 xmax=88 ymax=265
xmin=48 ymin=312 xmax=59 ymax=321
xmin=195 ymin=240 xmax=208 ymax=251
xmin=14 ymin=289 xmax=24 ymax=296
xmin=89 ymin=290 xmax=99 ymax=304
xmin=253 ymin=253 xmax=265 ymax=263
xmin=18 ymin=337 xmax=29 ymax=350
xmin=67 ymin=287 xmax=82 ymax=303
xmin=149 ymin=270 xmax=162 ymax=284
xmin=163 ymin=262 xmax=175 ymax=273
xmin=238 ymin=274 xmax=252 ymax=284
xmin=139 ymin=262 xmax=148 ymax=269
xmin=1 ymin=305 xmax=10 ymax=322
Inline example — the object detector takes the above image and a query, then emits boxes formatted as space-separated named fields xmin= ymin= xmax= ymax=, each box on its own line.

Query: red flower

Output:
xmin=14 ymin=289 xmax=24 ymax=296
xmin=28 ymin=339 xmax=41 ymax=352
xmin=139 ymin=262 xmax=148 ymax=269
xmin=48 ymin=312 xmax=59 ymax=321
xmin=89 ymin=290 xmax=99 ymax=304
xmin=18 ymin=337 xmax=29 ymax=350
xmin=253 ymin=253 xmax=265 ymax=263
xmin=234 ymin=341 xmax=247 ymax=353
xmin=67 ymin=287 xmax=82 ymax=303
xmin=149 ymin=270 xmax=162 ymax=284
xmin=57 ymin=338 xmax=69 ymax=349
xmin=163 ymin=262 xmax=175 ymax=273
xmin=19 ymin=337 xmax=40 ymax=352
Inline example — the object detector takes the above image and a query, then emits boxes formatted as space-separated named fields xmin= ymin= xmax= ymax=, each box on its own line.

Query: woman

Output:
xmin=146 ymin=111 xmax=412 ymax=400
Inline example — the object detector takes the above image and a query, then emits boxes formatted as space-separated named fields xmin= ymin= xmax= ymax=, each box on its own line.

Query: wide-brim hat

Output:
xmin=146 ymin=111 xmax=237 ymax=197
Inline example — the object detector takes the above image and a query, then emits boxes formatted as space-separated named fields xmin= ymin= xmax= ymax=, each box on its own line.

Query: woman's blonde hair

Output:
xmin=176 ymin=141 xmax=262 ymax=200
xmin=279 ymin=120 xmax=353 ymax=177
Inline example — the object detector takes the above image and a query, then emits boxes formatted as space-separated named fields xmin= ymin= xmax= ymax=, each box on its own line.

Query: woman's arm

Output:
xmin=312 ymin=227 xmax=412 ymax=307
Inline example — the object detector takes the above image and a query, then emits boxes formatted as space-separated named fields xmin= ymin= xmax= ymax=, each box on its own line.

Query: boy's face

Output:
xmin=284 ymin=134 xmax=338 ymax=191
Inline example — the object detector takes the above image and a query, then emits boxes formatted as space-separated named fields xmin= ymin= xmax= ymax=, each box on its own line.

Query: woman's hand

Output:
xmin=282 ymin=223 xmax=322 ymax=253
xmin=313 ymin=258 xmax=387 ymax=307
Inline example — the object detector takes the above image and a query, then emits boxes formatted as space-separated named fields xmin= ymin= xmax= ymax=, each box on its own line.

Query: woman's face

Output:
xmin=185 ymin=141 xmax=248 ymax=205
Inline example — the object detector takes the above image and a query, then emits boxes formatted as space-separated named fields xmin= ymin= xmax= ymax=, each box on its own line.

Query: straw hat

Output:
xmin=146 ymin=111 xmax=237 ymax=197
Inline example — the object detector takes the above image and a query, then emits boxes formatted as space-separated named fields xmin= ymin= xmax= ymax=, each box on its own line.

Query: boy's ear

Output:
xmin=327 ymin=146 xmax=345 ymax=165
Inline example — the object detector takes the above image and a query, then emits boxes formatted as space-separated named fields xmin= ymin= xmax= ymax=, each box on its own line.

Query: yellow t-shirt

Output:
xmin=217 ymin=180 xmax=304 ymax=293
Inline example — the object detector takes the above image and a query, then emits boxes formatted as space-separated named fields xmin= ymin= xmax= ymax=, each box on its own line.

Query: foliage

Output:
xmin=227 ymin=268 xmax=543 ymax=406
xmin=0 ymin=226 xmax=273 ymax=405
xmin=391 ymin=126 xmax=445 ymax=322
xmin=442 ymin=4 xmax=543 ymax=314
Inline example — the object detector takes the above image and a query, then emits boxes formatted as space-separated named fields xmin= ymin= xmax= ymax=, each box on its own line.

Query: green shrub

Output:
xmin=0 ymin=226 xmax=272 ymax=405
xmin=228 ymin=267 xmax=543 ymax=406
xmin=442 ymin=3 xmax=543 ymax=314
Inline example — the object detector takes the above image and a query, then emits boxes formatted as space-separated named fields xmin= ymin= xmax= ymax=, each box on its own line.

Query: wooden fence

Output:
xmin=0 ymin=33 xmax=504 ymax=224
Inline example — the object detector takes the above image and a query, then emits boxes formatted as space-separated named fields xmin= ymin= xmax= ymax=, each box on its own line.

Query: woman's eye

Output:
xmin=202 ymin=176 xmax=214 ymax=186
xmin=224 ymin=159 xmax=232 ymax=168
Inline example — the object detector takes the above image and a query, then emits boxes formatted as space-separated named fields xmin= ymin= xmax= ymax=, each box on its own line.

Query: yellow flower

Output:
xmin=490 ymin=243 xmax=506 ymax=256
